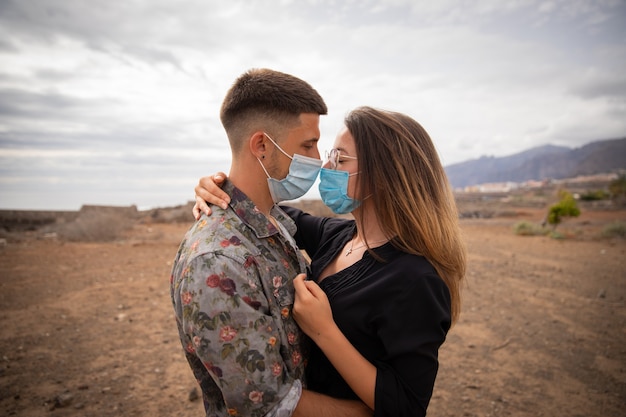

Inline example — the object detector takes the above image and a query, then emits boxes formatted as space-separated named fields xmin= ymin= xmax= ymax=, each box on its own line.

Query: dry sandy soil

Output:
xmin=0 ymin=206 xmax=625 ymax=416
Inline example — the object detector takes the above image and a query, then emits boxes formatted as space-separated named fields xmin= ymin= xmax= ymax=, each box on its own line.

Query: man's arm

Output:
xmin=293 ymin=390 xmax=373 ymax=417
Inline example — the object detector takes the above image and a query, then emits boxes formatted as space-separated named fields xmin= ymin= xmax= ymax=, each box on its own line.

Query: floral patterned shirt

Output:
xmin=170 ymin=180 xmax=310 ymax=417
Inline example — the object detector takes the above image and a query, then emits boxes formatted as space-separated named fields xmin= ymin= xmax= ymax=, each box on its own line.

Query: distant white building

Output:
xmin=463 ymin=182 xmax=520 ymax=193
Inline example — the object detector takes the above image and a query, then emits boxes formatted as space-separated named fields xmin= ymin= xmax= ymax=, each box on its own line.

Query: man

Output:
xmin=170 ymin=69 xmax=371 ymax=417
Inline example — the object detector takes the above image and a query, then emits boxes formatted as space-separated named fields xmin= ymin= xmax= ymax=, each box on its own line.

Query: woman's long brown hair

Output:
xmin=346 ymin=106 xmax=466 ymax=323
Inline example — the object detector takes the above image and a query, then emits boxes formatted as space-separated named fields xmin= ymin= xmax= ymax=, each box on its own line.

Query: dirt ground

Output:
xmin=0 ymin=207 xmax=625 ymax=416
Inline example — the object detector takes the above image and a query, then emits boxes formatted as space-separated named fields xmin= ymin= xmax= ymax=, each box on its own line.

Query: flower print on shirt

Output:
xmin=170 ymin=179 xmax=310 ymax=417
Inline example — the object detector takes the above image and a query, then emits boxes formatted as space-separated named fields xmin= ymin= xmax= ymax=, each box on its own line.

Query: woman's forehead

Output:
xmin=334 ymin=126 xmax=355 ymax=149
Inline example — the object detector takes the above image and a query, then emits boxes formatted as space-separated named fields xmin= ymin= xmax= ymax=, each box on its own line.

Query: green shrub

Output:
xmin=549 ymin=230 xmax=565 ymax=240
xmin=601 ymin=221 xmax=626 ymax=239
xmin=579 ymin=190 xmax=610 ymax=201
xmin=546 ymin=190 xmax=580 ymax=230
xmin=513 ymin=221 xmax=547 ymax=236
xmin=609 ymin=175 xmax=626 ymax=199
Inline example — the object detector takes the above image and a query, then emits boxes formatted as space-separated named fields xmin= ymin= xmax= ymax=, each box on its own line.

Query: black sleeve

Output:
xmin=373 ymin=271 xmax=452 ymax=417
xmin=280 ymin=206 xmax=350 ymax=260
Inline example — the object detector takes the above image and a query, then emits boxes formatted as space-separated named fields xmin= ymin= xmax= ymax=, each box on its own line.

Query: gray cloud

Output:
xmin=0 ymin=0 xmax=624 ymax=209
xmin=569 ymin=71 xmax=626 ymax=100
xmin=0 ymin=87 xmax=114 ymax=119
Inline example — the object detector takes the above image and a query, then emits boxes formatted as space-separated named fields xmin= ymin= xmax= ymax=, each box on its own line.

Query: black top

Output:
xmin=282 ymin=206 xmax=451 ymax=417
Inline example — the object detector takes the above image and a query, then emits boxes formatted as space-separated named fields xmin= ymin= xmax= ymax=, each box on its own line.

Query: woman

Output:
xmin=194 ymin=107 xmax=466 ymax=416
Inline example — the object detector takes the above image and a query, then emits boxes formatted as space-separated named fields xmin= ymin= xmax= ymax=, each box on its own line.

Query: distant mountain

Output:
xmin=444 ymin=138 xmax=626 ymax=188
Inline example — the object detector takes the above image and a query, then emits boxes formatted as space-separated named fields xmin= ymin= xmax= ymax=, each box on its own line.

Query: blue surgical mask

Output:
xmin=258 ymin=133 xmax=322 ymax=203
xmin=318 ymin=167 xmax=361 ymax=214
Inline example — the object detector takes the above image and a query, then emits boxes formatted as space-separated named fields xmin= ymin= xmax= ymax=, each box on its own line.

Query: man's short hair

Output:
xmin=220 ymin=68 xmax=327 ymax=152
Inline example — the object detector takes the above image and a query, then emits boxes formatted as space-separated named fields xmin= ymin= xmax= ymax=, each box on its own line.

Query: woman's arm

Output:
xmin=293 ymin=274 xmax=376 ymax=410
xmin=372 ymin=269 xmax=451 ymax=416
xmin=295 ymin=262 xmax=452 ymax=416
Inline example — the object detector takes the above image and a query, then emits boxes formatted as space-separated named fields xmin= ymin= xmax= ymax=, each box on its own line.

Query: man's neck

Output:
xmin=229 ymin=160 xmax=275 ymax=217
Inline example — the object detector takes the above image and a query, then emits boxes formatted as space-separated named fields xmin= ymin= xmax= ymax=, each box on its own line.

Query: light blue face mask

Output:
xmin=258 ymin=133 xmax=322 ymax=203
xmin=318 ymin=167 xmax=361 ymax=214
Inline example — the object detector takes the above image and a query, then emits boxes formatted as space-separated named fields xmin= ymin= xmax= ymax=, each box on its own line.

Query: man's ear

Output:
xmin=249 ymin=131 xmax=268 ymax=160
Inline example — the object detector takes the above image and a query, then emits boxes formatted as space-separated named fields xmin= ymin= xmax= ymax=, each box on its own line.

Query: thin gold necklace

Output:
xmin=345 ymin=238 xmax=388 ymax=256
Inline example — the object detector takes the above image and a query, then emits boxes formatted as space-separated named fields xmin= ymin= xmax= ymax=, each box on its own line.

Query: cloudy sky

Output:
xmin=1 ymin=0 xmax=625 ymax=210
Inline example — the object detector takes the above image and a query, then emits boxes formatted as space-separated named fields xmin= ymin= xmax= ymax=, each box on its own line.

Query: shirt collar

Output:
xmin=223 ymin=180 xmax=297 ymax=239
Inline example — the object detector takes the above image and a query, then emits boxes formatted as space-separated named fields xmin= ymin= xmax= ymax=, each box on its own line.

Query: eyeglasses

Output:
xmin=325 ymin=148 xmax=357 ymax=170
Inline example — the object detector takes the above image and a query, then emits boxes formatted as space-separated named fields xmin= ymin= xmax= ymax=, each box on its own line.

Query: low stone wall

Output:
xmin=0 ymin=205 xmax=138 ymax=232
